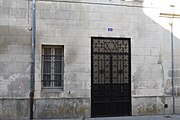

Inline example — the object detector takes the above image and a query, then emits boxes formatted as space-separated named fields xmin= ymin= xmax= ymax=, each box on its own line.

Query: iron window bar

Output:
xmin=42 ymin=55 xmax=64 ymax=89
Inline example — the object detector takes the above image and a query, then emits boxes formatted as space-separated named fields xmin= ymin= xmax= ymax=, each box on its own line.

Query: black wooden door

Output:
xmin=91 ymin=37 xmax=131 ymax=117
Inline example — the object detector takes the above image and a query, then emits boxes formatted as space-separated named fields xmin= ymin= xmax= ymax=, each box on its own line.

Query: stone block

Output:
xmin=0 ymin=26 xmax=8 ymax=35
xmin=56 ymin=28 xmax=89 ymax=37
xmin=132 ymin=88 xmax=163 ymax=96
xmin=76 ymin=20 xmax=90 ymax=29
xmin=18 ymin=0 xmax=28 ymax=9
xmin=132 ymin=56 xmax=145 ymax=64
xmin=55 ymin=10 xmax=74 ymax=20
xmin=55 ymin=36 xmax=77 ymax=45
xmin=36 ymin=2 xmax=59 ymax=10
xmin=0 ymin=36 xmax=17 ymax=45
xmin=89 ymin=12 xmax=104 ymax=21
xmin=0 ymin=7 xmax=9 ymax=18
xmin=150 ymin=48 xmax=160 ymax=56
xmin=132 ymin=39 xmax=144 ymax=48
xmin=16 ymin=36 xmax=31 ymax=45
xmin=90 ymin=21 xmax=107 ymax=29
xmin=144 ymin=40 xmax=160 ymax=48
xmin=46 ymin=19 xmax=62 ymax=27
xmin=175 ymin=106 xmax=180 ymax=114
xmin=163 ymin=97 xmax=173 ymax=114
xmin=145 ymin=56 xmax=159 ymax=64
xmin=1 ymin=99 xmax=29 ymax=119
xmin=23 ymin=45 xmax=31 ymax=54
xmin=174 ymin=97 xmax=180 ymax=113
xmin=10 ymin=8 xmax=27 ymax=18
xmin=65 ymin=64 xmax=90 ymax=73
xmin=2 ymin=100 xmax=17 ymax=119
xmin=0 ymin=54 xmax=13 ymax=62
xmin=8 ymin=17 xmax=16 ymax=26
xmin=0 ymin=18 xmax=9 ymax=26
xmin=77 ymin=89 xmax=90 ymax=98
xmin=132 ymin=48 xmax=151 ymax=56
xmin=103 ymin=13 xmax=123 ymax=22
xmin=76 ymin=37 xmax=90 ymax=45
xmin=133 ymin=80 xmax=161 ymax=89
xmin=142 ymin=64 xmax=161 ymax=73
xmin=7 ymin=0 xmax=18 ymax=8
xmin=64 ymin=73 xmax=90 ymax=82
xmin=65 ymin=82 xmax=81 ymax=91
xmin=0 ymin=45 xmax=8 ymax=54
xmin=65 ymin=55 xmax=89 ymax=64
xmin=15 ymin=18 xmax=28 ymax=26
xmin=15 ymin=54 xmax=31 ymax=62
xmin=0 ymin=0 xmax=10 ymax=7
xmin=36 ymin=27 xmax=56 ymax=37
xmin=132 ymin=97 xmax=165 ymax=115
xmin=62 ymin=20 xmax=78 ymax=28
xmin=65 ymin=81 xmax=90 ymax=91
xmin=39 ymin=9 xmax=55 ymax=19
xmin=0 ymin=72 xmax=30 ymax=96
xmin=0 ymin=62 xmax=29 ymax=73
xmin=65 ymin=45 xmax=90 ymax=55
xmin=7 ymin=45 xmax=24 ymax=54
xmin=8 ymin=26 xmax=31 ymax=36
xmin=139 ymin=31 xmax=159 ymax=40
xmin=36 ymin=19 xmax=47 ymax=27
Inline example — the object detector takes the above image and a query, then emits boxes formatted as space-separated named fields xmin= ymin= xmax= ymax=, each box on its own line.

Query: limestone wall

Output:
xmin=0 ymin=0 xmax=180 ymax=119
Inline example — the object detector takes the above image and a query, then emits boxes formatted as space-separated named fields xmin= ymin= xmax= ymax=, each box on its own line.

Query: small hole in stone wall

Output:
xmin=164 ymin=104 xmax=168 ymax=108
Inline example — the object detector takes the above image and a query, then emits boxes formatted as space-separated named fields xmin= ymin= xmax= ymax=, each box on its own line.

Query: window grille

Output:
xmin=42 ymin=46 xmax=64 ymax=89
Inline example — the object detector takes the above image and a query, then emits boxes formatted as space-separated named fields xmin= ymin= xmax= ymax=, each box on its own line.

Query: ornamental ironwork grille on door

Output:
xmin=91 ymin=37 xmax=131 ymax=117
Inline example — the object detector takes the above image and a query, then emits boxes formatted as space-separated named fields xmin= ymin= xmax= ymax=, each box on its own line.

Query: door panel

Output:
xmin=91 ymin=37 xmax=131 ymax=117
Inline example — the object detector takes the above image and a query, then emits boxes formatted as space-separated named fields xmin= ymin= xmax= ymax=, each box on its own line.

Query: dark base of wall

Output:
xmin=1 ymin=97 xmax=180 ymax=119
xmin=132 ymin=96 xmax=180 ymax=115
xmin=0 ymin=98 xmax=91 ymax=119
xmin=34 ymin=98 xmax=91 ymax=119
xmin=0 ymin=99 xmax=30 ymax=120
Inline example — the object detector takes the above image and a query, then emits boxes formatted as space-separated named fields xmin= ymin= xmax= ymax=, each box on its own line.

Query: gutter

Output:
xmin=159 ymin=6 xmax=178 ymax=114
xmin=30 ymin=0 xmax=36 ymax=119
xmin=170 ymin=18 xmax=175 ymax=114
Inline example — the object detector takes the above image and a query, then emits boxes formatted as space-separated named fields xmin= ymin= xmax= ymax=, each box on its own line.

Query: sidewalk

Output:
xmin=35 ymin=115 xmax=180 ymax=120
xmin=84 ymin=115 xmax=180 ymax=120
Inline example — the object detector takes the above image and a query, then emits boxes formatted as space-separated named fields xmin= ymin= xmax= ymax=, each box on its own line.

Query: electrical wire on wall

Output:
xmin=28 ymin=0 xmax=33 ymax=31
xmin=28 ymin=0 xmax=30 ymax=24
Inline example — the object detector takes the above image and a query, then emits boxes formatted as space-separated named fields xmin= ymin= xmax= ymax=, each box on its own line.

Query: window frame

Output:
xmin=41 ymin=45 xmax=64 ymax=90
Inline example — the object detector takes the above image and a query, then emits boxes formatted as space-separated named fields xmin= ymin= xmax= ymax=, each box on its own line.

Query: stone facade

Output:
xmin=0 ymin=0 xmax=180 ymax=119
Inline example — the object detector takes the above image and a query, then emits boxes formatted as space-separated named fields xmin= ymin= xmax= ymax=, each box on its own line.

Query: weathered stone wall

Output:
xmin=34 ymin=98 xmax=90 ymax=119
xmin=0 ymin=0 xmax=180 ymax=119
xmin=0 ymin=99 xmax=30 ymax=119
xmin=0 ymin=0 xmax=31 ymax=98
xmin=0 ymin=0 xmax=31 ymax=119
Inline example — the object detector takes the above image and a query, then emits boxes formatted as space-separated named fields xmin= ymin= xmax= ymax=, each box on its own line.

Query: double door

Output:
xmin=91 ymin=37 xmax=131 ymax=117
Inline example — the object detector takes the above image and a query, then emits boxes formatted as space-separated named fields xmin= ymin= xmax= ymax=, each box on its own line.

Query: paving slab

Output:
xmin=34 ymin=115 xmax=180 ymax=120
xmin=85 ymin=115 xmax=180 ymax=120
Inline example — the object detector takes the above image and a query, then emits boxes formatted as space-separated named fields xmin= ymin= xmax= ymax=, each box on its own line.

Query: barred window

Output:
xmin=42 ymin=45 xmax=64 ymax=89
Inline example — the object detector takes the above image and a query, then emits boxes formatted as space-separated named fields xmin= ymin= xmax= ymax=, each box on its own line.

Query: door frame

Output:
xmin=91 ymin=37 xmax=132 ymax=117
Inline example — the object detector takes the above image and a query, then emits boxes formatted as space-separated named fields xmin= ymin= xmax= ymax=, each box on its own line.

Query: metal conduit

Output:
xmin=30 ymin=0 xmax=36 ymax=119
